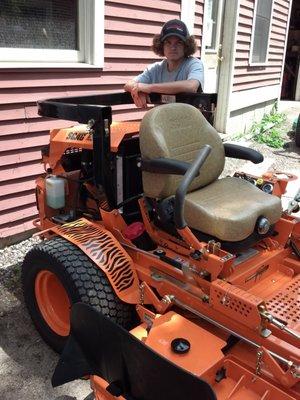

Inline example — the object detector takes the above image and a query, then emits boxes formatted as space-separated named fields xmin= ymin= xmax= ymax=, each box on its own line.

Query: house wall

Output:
xmin=0 ymin=0 xmax=203 ymax=245
xmin=195 ymin=0 xmax=204 ymax=55
xmin=226 ymin=0 xmax=292 ymax=134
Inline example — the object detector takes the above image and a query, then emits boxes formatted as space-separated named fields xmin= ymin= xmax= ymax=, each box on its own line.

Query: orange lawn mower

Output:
xmin=21 ymin=92 xmax=300 ymax=400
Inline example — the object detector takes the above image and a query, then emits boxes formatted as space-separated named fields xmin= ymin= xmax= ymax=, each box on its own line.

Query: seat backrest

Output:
xmin=140 ymin=103 xmax=225 ymax=198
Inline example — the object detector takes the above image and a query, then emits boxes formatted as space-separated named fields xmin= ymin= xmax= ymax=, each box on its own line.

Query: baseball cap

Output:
xmin=160 ymin=19 xmax=189 ymax=42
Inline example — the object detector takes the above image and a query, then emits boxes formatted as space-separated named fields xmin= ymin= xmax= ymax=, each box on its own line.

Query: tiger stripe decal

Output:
xmin=52 ymin=218 xmax=139 ymax=303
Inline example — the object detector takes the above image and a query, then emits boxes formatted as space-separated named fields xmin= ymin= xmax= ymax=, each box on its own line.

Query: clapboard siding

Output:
xmin=2 ymin=0 xmax=207 ymax=240
xmin=0 ymin=148 xmax=42 ymax=167
xmin=0 ymin=176 xmax=38 ymax=197
xmin=233 ymin=0 xmax=290 ymax=92
xmin=0 ymin=191 xmax=36 ymax=212
xmin=195 ymin=1 xmax=204 ymax=57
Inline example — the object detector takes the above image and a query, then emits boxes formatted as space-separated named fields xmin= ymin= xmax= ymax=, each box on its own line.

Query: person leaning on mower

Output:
xmin=124 ymin=19 xmax=204 ymax=108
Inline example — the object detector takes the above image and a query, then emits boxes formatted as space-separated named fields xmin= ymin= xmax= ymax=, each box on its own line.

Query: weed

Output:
xmin=247 ymin=104 xmax=286 ymax=148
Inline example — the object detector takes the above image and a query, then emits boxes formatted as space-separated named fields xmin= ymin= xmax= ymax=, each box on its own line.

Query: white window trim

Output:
xmin=201 ymin=0 xmax=225 ymax=54
xmin=214 ymin=0 xmax=240 ymax=132
xmin=249 ymin=0 xmax=274 ymax=66
xmin=0 ymin=0 xmax=104 ymax=69
xmin=181 ymin=0 xmax=196 ymax=35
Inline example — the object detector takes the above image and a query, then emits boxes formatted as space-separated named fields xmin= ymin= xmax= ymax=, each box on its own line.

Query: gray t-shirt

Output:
xmin=135 ymin=57 xmax=204 ymax=91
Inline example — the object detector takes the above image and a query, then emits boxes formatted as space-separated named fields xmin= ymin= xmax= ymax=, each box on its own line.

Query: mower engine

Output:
xmin=35 ymin=122 xmax=142 ymax=230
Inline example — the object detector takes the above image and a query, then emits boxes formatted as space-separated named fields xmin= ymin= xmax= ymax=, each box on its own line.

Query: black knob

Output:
xmin=171 ymin=338 xmax=190 ymax=354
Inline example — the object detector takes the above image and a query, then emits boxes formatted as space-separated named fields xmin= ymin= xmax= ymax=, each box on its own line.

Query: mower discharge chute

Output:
xmin=22 ymin=91 xmax=300 ymax=399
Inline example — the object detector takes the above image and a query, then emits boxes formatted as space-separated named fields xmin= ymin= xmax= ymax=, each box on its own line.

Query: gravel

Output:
xmin=0 ymin=236 xmax=41 ymax=271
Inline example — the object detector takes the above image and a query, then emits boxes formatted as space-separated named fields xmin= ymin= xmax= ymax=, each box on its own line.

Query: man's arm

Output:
xmin=124 ymin=64 xmax=153 ymax=93
xmin=136 ymin=79 xmax=199 ymax=95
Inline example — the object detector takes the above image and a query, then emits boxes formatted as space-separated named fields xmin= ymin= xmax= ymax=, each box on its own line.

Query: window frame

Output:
xmin=249 ymin=0 xmax=274 ymax=66
xmin=0 ymin=0 xmax=104 ymax=68
xmin=203 ymin=0 xmax=223 ymax=53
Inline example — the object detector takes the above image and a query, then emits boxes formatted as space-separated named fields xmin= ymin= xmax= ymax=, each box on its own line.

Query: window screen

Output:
xmin=251 ymin=0 xmax=273 ymax=63
xmin=0 ymin=0 xmax=78 ymax=50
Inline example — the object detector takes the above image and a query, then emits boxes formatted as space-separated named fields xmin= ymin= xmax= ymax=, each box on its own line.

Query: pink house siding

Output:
xmin=1 ymin=0 xmax=205 ymax=242
xmin=194 ymin=1 xmax=204 ymax=58
xmin=233 ymin=0 xmax=291 ymax=91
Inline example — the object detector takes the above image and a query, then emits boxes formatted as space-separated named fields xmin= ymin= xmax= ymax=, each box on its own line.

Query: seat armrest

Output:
xmin=141 ymin=158 xmax=191 ymax=175
xmin=174 ymin=145 xmax=212 ymax=229
xmin=224 ymin=143 xmax=263 ymax=164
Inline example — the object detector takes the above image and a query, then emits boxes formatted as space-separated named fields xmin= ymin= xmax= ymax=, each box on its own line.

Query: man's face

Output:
xmin=163 ymin=36 xmax=185 ymax=62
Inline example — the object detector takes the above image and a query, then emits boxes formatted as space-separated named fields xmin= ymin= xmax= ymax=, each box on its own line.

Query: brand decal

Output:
xmin=66 ymin=131 xmax=92 ymax=141
xmin=168 ymin=24 xmax=184 ymax=32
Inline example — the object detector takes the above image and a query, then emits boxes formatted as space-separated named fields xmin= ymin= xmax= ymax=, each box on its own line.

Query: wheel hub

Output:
xmin=35 ymin=270 xmax=70 ymax=337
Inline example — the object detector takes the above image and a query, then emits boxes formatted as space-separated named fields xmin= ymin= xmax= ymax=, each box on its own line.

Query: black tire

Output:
xmin=295 ymin=114 xmax=300 ymax=147
xmin=22 ymin=236 xmax=135 ymax=353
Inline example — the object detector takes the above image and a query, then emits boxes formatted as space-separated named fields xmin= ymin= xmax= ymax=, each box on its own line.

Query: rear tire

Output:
xmin=22 ymin=236 xmax=135 ymax=353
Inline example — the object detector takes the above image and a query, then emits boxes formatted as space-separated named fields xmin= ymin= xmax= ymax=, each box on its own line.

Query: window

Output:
xmin=205 ymin=0 xmax=218 ymax=50
xmin=202 ymin=0 xmax=224 ymax=53
xmin=250 ymin=0 xmax=273 ymax=64
xmin=0 ymin=0 xmax=104 ymax=67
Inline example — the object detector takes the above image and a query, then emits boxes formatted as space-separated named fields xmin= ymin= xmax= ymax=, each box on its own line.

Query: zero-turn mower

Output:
xmin=22 ymin=92 xmax=300 ymax=400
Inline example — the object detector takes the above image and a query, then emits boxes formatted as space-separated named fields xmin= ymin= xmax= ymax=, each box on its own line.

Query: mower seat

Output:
xmin=139 ymin=103 xmax=282 ymax=242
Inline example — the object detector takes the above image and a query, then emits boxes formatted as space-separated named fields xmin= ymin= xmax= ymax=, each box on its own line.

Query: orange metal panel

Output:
xmin=210 ymin=279 xmax=263 ymax=330
xmin=110 ymin=121 xmax=140 ymax=152
xmin=145 ymin=311 xmax=226 ymax=376
xmin=51 ymin=218 xmax=140 ymax=304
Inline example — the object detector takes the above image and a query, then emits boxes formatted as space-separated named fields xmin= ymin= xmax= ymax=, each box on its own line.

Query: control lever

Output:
xmin=260 ymin=310 xmax=300 ymax=340
xmin=286 ymin=188 xmax=300 ymax=214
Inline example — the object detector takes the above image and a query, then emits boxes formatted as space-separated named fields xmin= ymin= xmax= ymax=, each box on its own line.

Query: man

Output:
xmin=124 ymin=19 xmax=204 ymax=108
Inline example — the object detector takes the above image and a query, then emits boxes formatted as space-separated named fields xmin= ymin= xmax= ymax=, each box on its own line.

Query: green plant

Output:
xmin=248 ymin=104 xmax=286 ymax=148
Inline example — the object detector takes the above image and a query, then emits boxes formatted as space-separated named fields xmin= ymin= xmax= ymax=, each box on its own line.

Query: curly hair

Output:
xmin=151 ymin=34 xmax=197 ymax=57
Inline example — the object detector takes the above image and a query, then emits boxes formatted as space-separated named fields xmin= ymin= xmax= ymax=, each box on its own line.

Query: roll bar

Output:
xmin=37 ymin=92 xmax=217 ymax=124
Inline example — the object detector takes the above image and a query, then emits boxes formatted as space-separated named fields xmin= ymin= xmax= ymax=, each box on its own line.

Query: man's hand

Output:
xmin=131 ymin=82 xmax=149 ymax=108
xmin=132 ymin=91 xmax=148 ymax=108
